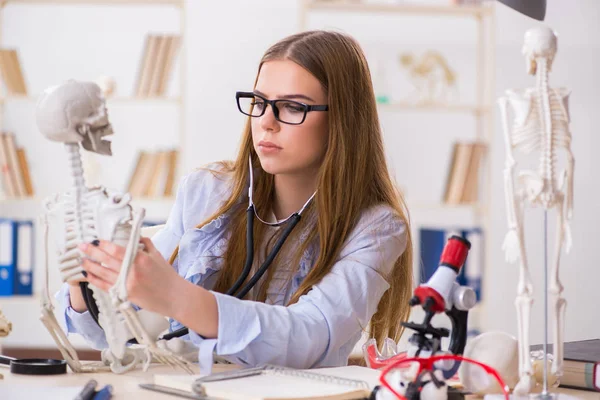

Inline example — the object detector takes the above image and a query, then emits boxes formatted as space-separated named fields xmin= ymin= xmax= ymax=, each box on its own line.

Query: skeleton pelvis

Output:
xmin=517 ymin=170 xmax=557 ymax=207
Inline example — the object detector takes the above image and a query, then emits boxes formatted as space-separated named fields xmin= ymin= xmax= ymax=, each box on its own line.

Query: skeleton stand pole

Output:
xmin=533 ymin=210 xmax=554 ymax=400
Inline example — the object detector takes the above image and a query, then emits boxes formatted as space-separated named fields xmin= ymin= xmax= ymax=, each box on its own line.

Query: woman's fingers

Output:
xmin=81 ymin=258 xmax=119 ymax=286
xmin=85 ymin=271 xmax=112 ymax=292
xmin=95 ymin=240 xmax=127 ymax=260
xmin=139 ymin=237 xmax=161 ymax=257
xmin=78 ymin=241 xmax=122 ymax=271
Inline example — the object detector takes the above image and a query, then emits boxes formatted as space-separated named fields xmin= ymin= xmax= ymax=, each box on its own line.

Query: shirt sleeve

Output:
xmin=151 ymin=173 xmax=189 ymax=261
xmin=55 ymin=283 xmax=108 ymax=350
xmin=188 ymin=206 xmax=408 ymax=370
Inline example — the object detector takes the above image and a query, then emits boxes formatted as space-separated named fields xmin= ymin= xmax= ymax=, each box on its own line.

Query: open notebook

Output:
xmin=150 ymin=365 xmax=382 ymax=400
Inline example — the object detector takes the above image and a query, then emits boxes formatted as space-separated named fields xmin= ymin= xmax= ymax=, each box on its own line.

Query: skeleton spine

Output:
xmin=537 ymin=59 xmax=555 ymax=196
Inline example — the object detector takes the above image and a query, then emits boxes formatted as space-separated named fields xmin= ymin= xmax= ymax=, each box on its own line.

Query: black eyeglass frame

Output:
xmin=236 ymin=91 xmax=329 ymax=125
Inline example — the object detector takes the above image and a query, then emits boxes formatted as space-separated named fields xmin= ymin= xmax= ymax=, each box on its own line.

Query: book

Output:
xmin=157 ymin=35 xmax=181 ymax=96
xmin=0 ymin=132 xmax=16 ymax=197
xmin=0 ymin=49 xmax=27 ymax=95
xmin=16 ymin=148 xmax=34 ymax=196
xmin=0 ymin=219 xmax=18 ymax=296
xmin=3 ymin=133 xmax=26 ymax=197
xmin=443 ymin=141 xmax=487 ymax=205
xmin=15 ymin=220 xmax=33 ymax=295
xmin=151 ymin=365 xmax=382 ymax=400
xmin=530 ymin=339 xmax=600 ymax=391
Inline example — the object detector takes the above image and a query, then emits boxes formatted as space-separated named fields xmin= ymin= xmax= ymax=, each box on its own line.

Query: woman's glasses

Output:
xmin=236 ymin=91 xmax=328 ymax=125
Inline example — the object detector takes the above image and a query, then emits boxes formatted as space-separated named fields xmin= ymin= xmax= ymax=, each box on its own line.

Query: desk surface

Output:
xmin=1 ymin=362 xmax=598 ymax=399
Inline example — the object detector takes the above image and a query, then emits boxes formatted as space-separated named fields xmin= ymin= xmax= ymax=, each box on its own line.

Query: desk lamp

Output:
xmin=496 ymin=0 xmax=546 ymax=21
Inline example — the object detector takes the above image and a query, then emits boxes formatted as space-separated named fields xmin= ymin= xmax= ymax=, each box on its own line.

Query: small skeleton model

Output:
xmin=0 ymin=308 xmax=11 ymax=338
xmin=498 ymin=26 xmax=573 ymax=394
xmin=365 ymin=236 xmax=485 ymax=400
xmin=0 ymin=308 xmax=10 ymax=379
xmin=399 ymin=51 xmax=458 ymax=105
xmin=35 ymin=80 xmax=194 ymax=374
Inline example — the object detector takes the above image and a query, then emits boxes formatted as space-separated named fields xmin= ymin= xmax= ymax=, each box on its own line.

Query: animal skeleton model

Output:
xmin=0 ymin=308 xmax=11 ymax=338
xmin=36 ymin=80 xmax=194 ymax=374
xmin=498 ymin=26 xmax=574 ymax=394
xmin=399 ymin=51 xmax=458 ymax=105
xmin=0 ymin=308 xmax=10 ymax=379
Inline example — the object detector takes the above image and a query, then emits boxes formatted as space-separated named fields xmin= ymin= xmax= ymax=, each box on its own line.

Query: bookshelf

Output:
xmin=299 ymin=0 xmax=495 ymax=331
xmin=0 ymin=0 xmax=185 ymax=349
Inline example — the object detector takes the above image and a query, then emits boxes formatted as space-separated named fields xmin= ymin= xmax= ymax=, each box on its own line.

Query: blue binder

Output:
xmin=15 ymin=220 xmax=34 ymax=295
xmin=0 ymin=219 xmax=18 ymax=296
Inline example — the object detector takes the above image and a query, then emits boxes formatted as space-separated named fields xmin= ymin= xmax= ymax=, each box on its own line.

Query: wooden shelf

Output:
xmin=0 ymin=95 xmax=181 ymax=104
xmin=0 ymin=195 xmax=174 ymax=202
xmin=303 ymin=0 xmax=492 ymax=18
xmin=409 ymin=201 xmax=485 ymax=213
xmin=2 ymin=0 xmax=183 ymax=6
xmin=378 ymin=101 xmax=489 ymax=114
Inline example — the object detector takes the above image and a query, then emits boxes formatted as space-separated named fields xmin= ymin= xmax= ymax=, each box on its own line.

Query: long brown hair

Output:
xmin=169 ymin=30 xmax=413 ymax=349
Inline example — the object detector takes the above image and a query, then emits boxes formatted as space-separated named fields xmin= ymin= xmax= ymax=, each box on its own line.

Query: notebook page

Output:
xmin=307 ymin=366 xmax=382 ymax=389
xmin=202 ymin=373 xmax=371 ymax=400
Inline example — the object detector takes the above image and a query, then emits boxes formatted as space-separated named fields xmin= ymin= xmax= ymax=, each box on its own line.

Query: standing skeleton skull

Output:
xmin=35 ymin=80 xmax=194 ymax=374
xmin=498 ymin=26 xmax=574 ymax=394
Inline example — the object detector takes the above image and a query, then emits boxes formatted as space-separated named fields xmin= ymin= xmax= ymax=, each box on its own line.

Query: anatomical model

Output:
xmin=498 ymin=26 xmax=574 ymax=394
xmin=0 ymin=308 xmax=11 ymax=338
xmin=35 ymin=80 xmax=194 ymax=374
xmin=0 ymin=308 xmax=11 ymax=378
xmin=399 ymin=51 xmax=458 ymax=105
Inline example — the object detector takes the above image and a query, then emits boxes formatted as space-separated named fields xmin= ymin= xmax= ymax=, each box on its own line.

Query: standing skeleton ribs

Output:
xmin=498 ymin=26 xmax=574 ymax=395
xmin=35 ymin=80 xmax=194 ymax=374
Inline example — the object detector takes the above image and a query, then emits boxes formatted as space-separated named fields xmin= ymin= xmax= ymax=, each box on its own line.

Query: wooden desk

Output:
xmin=1 ymin=362 xmax=598 ymax=399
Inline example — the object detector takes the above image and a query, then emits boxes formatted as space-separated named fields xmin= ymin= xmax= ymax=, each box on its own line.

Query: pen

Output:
xmin=74 ymin=379 xmax=97 ymax=400
xmin=93 ymin=384 xmax=113 ymax=400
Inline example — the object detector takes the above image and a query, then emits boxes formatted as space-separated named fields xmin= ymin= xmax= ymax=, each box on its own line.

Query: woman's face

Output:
xmin=251 ymin=59 xmax=329 ymax=177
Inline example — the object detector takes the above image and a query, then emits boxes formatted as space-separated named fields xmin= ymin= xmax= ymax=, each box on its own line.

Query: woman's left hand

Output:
xmin=78 ymin=237 xmax=181 ymax=318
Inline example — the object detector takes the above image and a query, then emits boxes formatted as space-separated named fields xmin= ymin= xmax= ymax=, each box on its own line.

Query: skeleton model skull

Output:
xmin=35 ymin=80 xmax=194 ymax=374
xmin=498 ymin=26 xmax=574 ymax=394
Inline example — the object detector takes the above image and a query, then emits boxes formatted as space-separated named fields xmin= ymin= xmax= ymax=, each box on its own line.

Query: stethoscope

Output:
xmin=82 ymin=156 xmax=316 ymax=342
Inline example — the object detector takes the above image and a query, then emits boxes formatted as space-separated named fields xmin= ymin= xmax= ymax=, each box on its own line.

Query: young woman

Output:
xmin=58 ymin=30 xmax=413 ymax=372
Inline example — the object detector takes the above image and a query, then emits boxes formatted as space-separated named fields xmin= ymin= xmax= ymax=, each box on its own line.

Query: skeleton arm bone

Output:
xmin=498 ymin=97 xmax=522 ymax=263
xmin=561 ymin=149 xmax=574 ymax=253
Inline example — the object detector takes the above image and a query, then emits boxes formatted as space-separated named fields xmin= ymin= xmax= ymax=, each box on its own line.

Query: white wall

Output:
xmin=1 ymin=0 xmax=599 ymax=349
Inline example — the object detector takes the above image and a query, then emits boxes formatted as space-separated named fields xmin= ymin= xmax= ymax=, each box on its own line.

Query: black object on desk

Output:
xmin=0 ymin=354 xmax=67 ymax=375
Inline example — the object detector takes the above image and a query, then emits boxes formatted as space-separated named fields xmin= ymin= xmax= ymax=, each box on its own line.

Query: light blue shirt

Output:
xmin=55 ymin=166 xmax=408 ymax=373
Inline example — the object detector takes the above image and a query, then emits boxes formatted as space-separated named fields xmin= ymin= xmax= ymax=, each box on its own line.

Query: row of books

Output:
xmin=443 ymin=141 xmax=487 ymax=204
xmin=0 ymin=219 xmax=34 ymax=296
xmin=0 ymin=132 xmax=34 ymax=198
xmin=0 ymin=49 xmax=27 ymax=95
xmin=134 ymin=34 xmax=181 ymax=98
xmin=126 ymin=149 xmax=179 ymax=198
xmin=0 ymin=34 xmax=181 ymax=98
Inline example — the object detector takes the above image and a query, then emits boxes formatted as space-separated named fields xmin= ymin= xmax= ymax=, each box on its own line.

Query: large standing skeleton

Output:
xmin=498 ymin=26 xmax=574 ymax=394
xmin=36 ymin=80 xmax=195 ymax=374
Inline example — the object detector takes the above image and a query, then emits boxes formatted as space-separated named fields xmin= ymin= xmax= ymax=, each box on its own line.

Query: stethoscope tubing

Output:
xmin=160 ymin=206 xmax=302 ymax=340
